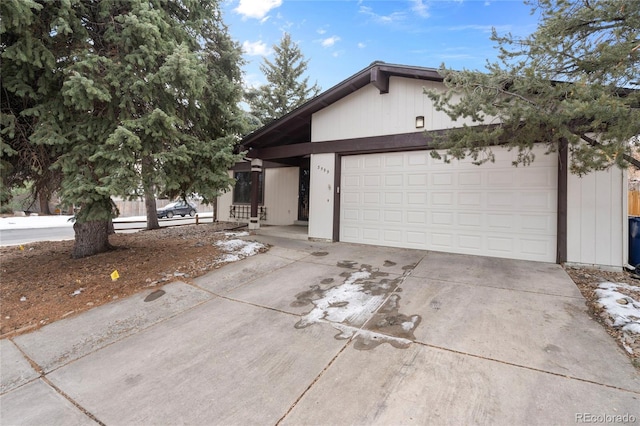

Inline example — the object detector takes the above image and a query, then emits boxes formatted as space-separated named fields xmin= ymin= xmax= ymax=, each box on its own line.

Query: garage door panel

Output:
xmin=487 ymin=236 xmax=513 ymax=253
xmin=362 ymin=228 xmax=381 ymax=241
xmin=487 ymin=213 xmax=513 ymax=230
xmin=343 ymin=156 xmax=361 ymax=170
xmin=459 ymin=192 xmax=482 ymax=207
xmin=407 ymin=231 xmax=427 ymax=244
xmin=364 ymin=156 xmax=382 ymax=168
xmin=340 ymin=147 xmax=557 ymax=262
xmin=432 ymin=173 xmax=454 ymax=186
xmin=384 ymin=192 xmax=402 ymax=204
xmin=458 ymin=212 xmax=482 ymax=227
xmin=408 ymin=174 xmax=428 ymax=186
xmin=363 ymin=175 xmax=381 ymax=186
xmin=407 ymin=192 xmax=427 ymax=205
xmin=362 ymin=210 xmax=380 ymax=222
xmin=342 ymin=193 xmax=360 ymax=205
xmin=487 ymin=170 xmax=514 ymax=186
xmin=384 ymin=175 xmax=403 ymax=186
xmin=459 ymin=172 xmax=482 ymax=186
xmin=431 ymin=211 xmax=454 ymax=226
xmin=520 ymin=191 xmax=555 ymax=210
xmin=406 ymin=211 xmax=426 ymax=224
xmin=432 ymin=193 xmax=453 ymax=206
xmin=363 ymin=192 xmax=380 ymax=204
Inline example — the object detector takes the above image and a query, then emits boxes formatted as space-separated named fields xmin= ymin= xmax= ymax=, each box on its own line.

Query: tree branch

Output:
xmin=580 ymin=133 xmax=640 ymax=170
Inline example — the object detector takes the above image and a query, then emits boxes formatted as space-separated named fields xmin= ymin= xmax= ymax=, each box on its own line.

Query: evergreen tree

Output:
xmin=425 ymin=0 xmax=640 ymax=175
xmin=1 ymin=0 xmax=245 ymax=257
xmin=0 ymin=0 xmax=64 ymax=213
xmin=246 ymin=33 xmax=320 ymax=126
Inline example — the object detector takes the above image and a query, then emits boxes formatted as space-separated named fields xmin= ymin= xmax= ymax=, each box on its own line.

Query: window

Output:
xmin=233 ymin=171 xmax=264 ymax=204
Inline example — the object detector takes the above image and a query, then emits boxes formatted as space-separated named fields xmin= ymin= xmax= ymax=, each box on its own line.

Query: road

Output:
xmin=0 ymin=216 xmax=216 ymax=246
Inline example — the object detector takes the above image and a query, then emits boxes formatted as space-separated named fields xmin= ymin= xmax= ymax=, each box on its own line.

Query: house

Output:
xmin=217 ymin=62 xmax=627 ymax=269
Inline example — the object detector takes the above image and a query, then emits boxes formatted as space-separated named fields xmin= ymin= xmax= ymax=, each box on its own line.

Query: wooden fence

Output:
xmin=630 ymin=190 xmax=640 ymax=216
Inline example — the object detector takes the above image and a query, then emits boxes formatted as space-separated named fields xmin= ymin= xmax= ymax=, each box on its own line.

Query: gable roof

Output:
xmin=240 ymin=62 xmax=443 ymax=153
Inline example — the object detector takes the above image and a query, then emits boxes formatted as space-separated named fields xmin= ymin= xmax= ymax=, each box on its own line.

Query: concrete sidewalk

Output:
xmin=2 ymin=236 xmax=639 ymax=425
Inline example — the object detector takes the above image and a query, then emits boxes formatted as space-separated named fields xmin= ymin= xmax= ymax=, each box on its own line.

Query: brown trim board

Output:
xmin=333 ymin=154 xmax=342 ymax=242
xmin=250 ymin=131 xmax=442 ymax=161
xmin=556 ymin=139 xmax=568 ymax=264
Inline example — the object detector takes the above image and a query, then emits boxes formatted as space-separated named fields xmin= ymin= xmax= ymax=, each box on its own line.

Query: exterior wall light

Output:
xmin=415 ymin=116 xmax=425 ymax=128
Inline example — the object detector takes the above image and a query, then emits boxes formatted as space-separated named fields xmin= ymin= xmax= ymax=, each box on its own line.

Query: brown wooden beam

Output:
xmin=556 ymin=138 xmax=568 ymax=264
xmin=370 ymin=68 xmax=389 ymax=94
xmin=250 ymin=131 xmax=443 ymax=160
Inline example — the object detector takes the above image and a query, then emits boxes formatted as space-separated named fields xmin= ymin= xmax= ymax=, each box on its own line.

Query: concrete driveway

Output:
xmin=2 ymin=235 xmax=639 ymax=425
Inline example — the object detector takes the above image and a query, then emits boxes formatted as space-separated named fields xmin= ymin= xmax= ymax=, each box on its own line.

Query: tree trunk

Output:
xmin=145 ymin=191 xmax=159 ymax=230
xmin=38 ymin=191 xmax=51 ymax=215
xmin=72 ymin=220 xmax=112 ymax=258
xmin=142 ymin=155 xmax=160 ymax=230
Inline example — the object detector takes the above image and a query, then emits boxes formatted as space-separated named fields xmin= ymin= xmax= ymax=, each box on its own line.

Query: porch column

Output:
xmin=249 ymin=158 xmax=262 ymax=230
xmin=556 ymin=138 xmax=568 ymax=264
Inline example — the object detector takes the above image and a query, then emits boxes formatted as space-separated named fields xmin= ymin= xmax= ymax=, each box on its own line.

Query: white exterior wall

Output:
xmin=263 ymin=167 xmax=299 ymax=225
xmin=311 ymin=78 xmax=483 ymax=142
xmin=216 ymin=167 xmax=299 ymax=226
xmin=216 ymin=171 xmax=234 ymax=222
xmin=567 ymin=168 xmax=627 ymax=268
xmin=309 ymin=153 xmax=336 ymax=240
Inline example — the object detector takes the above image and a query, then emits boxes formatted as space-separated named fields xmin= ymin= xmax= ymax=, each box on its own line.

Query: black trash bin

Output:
xmin=629 ymin=217 xmax=640 ymax=267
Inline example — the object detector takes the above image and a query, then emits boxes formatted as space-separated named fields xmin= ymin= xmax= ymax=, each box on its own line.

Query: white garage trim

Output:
xmin=339 ymin=146 xmax=558 ymax=262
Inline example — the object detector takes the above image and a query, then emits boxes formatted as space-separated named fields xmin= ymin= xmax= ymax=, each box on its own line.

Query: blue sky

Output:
xmin=221 ymin=0 xmax=541 ymax=92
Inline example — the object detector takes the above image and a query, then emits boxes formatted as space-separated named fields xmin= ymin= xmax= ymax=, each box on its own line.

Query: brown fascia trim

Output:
xmin=240 ymin=62 xmax=443 ymax=150
xmin=249 ymin=128 xmax=464 ymax=160
xmin=230 ymin=160 xmax=296 ymax=171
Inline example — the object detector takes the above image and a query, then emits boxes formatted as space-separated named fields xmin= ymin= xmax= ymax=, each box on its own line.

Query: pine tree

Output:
xmin=1 ymin=0 xmax=245 ymax=257
xmin=425 ymin=0 xmax=640 ymax=175
xmin=246 ymin=33 xmax=320 ymax=126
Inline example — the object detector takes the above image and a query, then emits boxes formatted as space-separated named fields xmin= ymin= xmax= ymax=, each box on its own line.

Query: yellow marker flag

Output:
xmin=19 ymin=245 xmax=24 ymax=251
xmin=110 ymin=270 xmax=120 ymax=281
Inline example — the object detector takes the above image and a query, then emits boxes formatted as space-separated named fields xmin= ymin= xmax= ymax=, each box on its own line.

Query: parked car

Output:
xmin=157 ymin=200 xmax=197 ymax=218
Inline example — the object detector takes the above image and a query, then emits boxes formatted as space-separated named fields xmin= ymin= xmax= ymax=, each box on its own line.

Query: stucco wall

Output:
xmin=308 ymin=153 xmax=336 ymax=241
xmin=311 ymin=78 xmax=485 ymax=142
xmin=567 ymin=167 xmax=627 ymax=268
xmin=216 ymin=167 xmax=299 ymax=226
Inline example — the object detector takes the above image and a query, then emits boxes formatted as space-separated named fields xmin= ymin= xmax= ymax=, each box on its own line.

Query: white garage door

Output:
xmin=340 ymin=146 xmax=557 ymax=262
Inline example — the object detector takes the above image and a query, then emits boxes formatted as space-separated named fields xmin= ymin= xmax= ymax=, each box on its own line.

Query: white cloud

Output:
xmin=359 ymin=5 xmax=406 ymax=24
xmin=321 ymin=36 xmax=341 ymax=48
xmin=411 ymin=0 xmax=430 ymax=18
xmin=317 ymin=28 xmax=327 ymax=35
xmin=357 ymin=42 xmax=366 ymax=49
xmin=242 ymin=40 xmax=270 ymax=56
xmin=234 ymin=0 xmax=282 ymax=20
xmin=447 ymin=24 xmax=511 ymax=33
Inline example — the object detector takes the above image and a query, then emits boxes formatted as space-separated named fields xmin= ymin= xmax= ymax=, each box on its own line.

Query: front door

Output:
xmin=298 ymin=166 xmax=310 ymax=221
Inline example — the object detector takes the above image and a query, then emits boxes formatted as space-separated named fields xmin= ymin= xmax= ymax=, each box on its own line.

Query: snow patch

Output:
xmin=296 ymin=269 xmax=386 ymax=329
xmin=224 ymin=231 xmax=249 ymax=238
xmin=214 ymin=238 xmax=265 ymax=264
xmin=0 ymin=215 xmax=74 ymax=230
xmin=595 ymin=281 xmax=640 ymax=335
